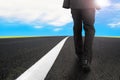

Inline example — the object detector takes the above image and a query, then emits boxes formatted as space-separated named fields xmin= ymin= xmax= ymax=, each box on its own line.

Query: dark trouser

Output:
xmin=71 ymin=9 xmax=95 ymax=63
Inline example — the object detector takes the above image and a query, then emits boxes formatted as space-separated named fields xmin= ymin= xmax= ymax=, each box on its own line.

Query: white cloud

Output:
xmin=0 ymin=0 xmax=72 ymax=26
xmin=53 ymin=28 xmax=62 ymax=32
xmin=108 ymin=22 xmax=120 ymax=28
xmin=34 ymin=26 xmax=43 ymax=29
xmin=112 ymin=3 xmax=120 ymax=10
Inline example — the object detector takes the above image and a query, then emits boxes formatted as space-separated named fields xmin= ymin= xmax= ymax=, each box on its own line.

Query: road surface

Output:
xmin=0 ymin=36 xmax=120 ymax=80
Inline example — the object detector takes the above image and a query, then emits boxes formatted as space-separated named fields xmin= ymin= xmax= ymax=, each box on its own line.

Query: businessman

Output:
xmin=63 ymin=0 xmax=100 ymax=72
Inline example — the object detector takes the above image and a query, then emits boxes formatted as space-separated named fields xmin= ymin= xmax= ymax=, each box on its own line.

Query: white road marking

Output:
xmin=16 ymin=37 xmax=69 ymax=80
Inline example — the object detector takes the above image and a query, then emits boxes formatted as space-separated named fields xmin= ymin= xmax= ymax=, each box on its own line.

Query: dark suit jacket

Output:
xmin=63 ymin=0 xmax=95 ymax=9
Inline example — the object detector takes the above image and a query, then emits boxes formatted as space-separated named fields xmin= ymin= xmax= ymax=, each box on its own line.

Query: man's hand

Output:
xmin=96 ymin=5 xmax=101 ymax=10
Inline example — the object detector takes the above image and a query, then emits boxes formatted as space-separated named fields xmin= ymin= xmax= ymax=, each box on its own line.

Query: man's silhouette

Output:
xmin=63 ymin=0 xmax=100 ymax=72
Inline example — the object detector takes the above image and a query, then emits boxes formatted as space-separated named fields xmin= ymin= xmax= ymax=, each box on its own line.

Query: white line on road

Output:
xmin=16 ymin=37 xmax=69 ymax=80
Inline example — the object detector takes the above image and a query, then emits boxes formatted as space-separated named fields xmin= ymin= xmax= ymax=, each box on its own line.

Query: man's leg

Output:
xmin=82 ymin=9 xmax=95 ymax=63
xmin=71 ymin=9 xmax=83 ymax=59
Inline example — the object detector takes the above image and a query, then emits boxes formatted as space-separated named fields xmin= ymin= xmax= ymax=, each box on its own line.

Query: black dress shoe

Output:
xmin=81 ymin=59 xmax=91 ymax=72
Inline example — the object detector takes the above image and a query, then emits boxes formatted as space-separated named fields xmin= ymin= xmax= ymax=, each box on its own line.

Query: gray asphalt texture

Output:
xmin=45 ymin=37 xmax=120 ymax=80
xmin=0 ymin=36 xmax=120 ymax=80
xmin=0 ymin=36 xmax=65 ymax=80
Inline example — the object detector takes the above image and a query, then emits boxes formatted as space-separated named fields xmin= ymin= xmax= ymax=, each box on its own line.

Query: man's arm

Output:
xmin=63 ymin=0 xmax=70 ymax=9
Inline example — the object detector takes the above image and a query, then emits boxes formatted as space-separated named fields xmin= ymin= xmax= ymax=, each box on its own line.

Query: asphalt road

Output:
xmin=0 ymin=36 xmax=65 ymax=80
xmin=45 ymin=37 xmax=120 ymax=80
xmin=0 ymin=36 xmax=120 ymax=80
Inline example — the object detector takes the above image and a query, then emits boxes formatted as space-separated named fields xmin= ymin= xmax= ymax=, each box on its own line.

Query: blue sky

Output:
xmin=0 ymin=0 xmax=120 ymax=36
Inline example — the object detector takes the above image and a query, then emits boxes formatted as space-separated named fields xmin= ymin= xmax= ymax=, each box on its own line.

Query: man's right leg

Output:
xmin=82 ymin=9 xmax=95 ymax=64
xmin=80 ymin=9 xmax=95 ymax=72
